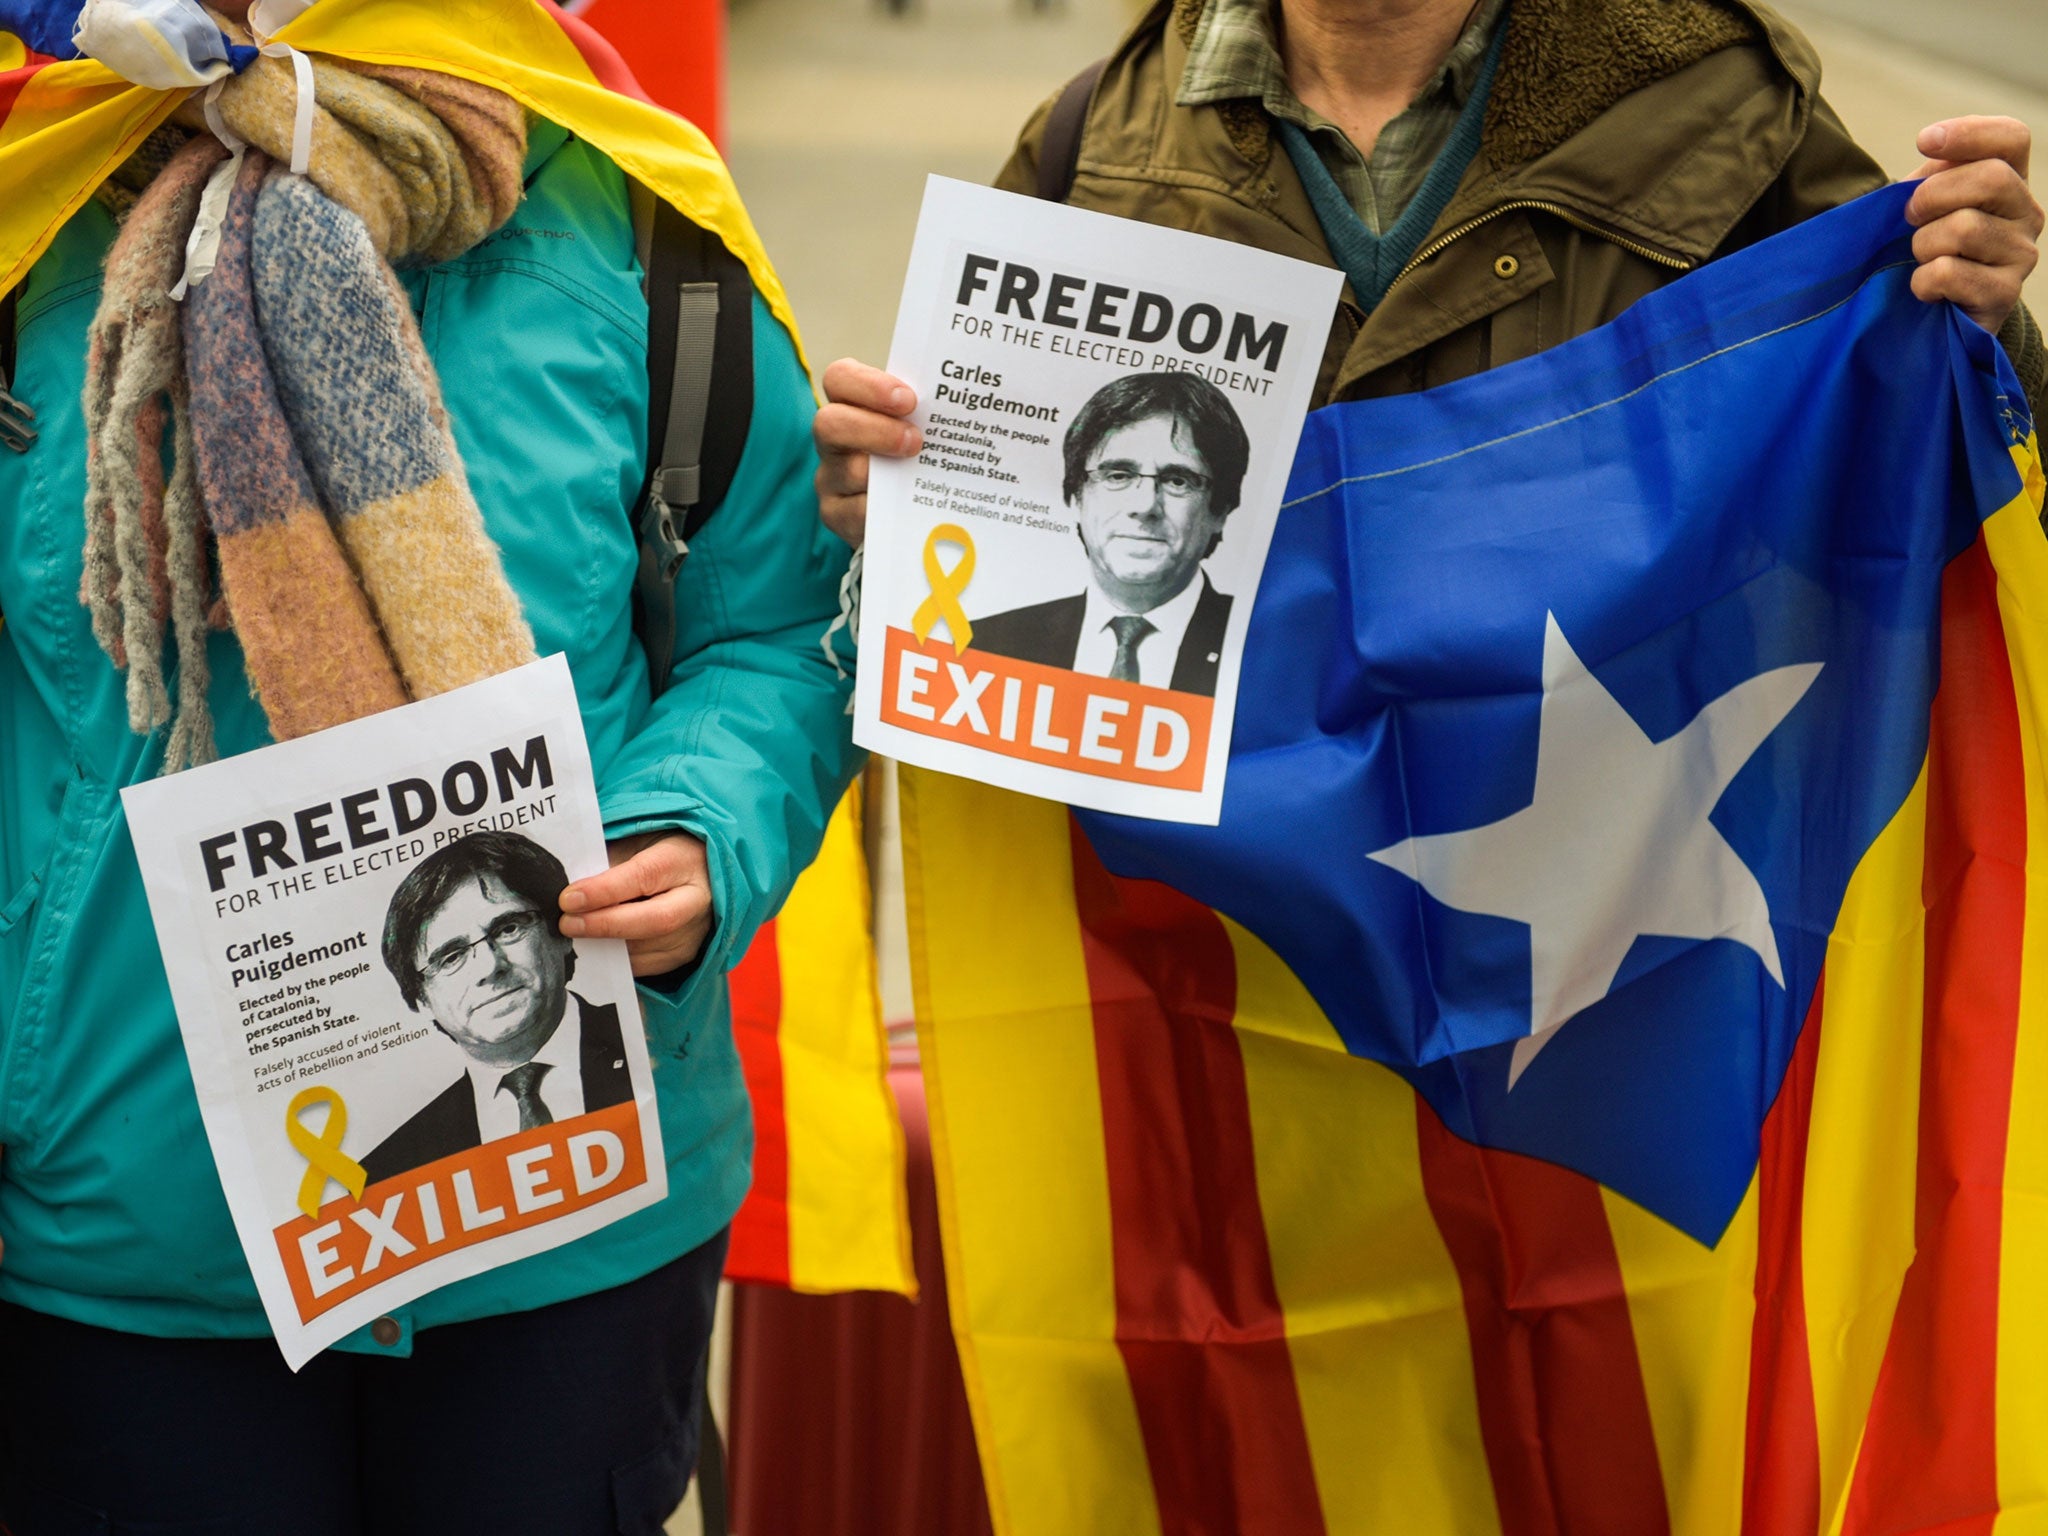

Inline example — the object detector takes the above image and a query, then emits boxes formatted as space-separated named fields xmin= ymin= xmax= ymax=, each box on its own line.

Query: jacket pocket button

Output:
xmin=371 ymin=1316 xmax=401 ymax=1347
xmin=1494 ymin=254 xmax=1520 ymax=279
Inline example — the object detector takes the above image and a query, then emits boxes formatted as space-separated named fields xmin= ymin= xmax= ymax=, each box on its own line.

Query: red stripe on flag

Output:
xmin=1416 ymin=1110 xmax=1672 ymax=1536
xmin=574 ymin=0 xmax=726 ymax=144
xmin=1842 ymin=537 xmax=2024 ymax=1535
xmin=1069 ymin=822 xmax=1330 ymax=1536
xmin=727 ymin=918 xmax=792 ymax=1286
xmin=541 ymin=3 xmax=658 ymax=106
xmin=0 ymin=55 xmax=54 ymax=127
xmin=1741 ymin=980 xmax=1826 ymax=1535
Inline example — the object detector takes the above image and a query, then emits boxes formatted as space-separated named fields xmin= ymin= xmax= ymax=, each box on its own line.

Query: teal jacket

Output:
xmin=0 ymin=121 xmax=859 ymax=1350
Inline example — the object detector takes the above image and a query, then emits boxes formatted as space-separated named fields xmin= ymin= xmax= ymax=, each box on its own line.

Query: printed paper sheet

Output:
xmin=853 ymin=176 xmax=1342 ymax=823
xmin=124 ymin=657 xmax=664 ymax=1368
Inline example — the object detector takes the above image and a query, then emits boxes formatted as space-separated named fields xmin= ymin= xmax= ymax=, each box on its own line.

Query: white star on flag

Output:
xmin=1369 ymin=614 xmax=1821 ymax=1088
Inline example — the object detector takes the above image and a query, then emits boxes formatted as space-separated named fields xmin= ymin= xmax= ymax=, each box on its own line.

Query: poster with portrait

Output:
xmin=123 ymin=657 xmax=665 ymax=1370
xmin=853 ymin=177 xmax=1343 ymax=824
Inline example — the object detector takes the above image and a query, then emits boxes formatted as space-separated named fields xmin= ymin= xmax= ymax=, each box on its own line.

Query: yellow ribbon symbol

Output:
xmin=287 ymin=1085 xmax=368 ymax=1219
xmin=911 ymin=523 xmax=976 ymax=655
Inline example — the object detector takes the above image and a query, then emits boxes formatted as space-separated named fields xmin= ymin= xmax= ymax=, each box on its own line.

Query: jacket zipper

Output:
xmin=1392 ymin=200 xmax=1694 ymax=288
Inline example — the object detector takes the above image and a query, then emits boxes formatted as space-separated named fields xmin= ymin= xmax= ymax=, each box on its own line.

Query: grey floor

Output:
xmin=669 ymin=4 xmax=2048 ymax=1529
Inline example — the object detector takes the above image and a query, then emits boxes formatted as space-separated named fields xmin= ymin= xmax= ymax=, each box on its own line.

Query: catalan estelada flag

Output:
xmin=1 ymin=0 xmax=910 ymax=1298
xmin=904 ymin=182 xmax=2048 ymax=1534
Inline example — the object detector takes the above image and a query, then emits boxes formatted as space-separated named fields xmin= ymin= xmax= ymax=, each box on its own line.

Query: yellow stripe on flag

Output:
xmin=0 ymin=60 xmax=179 ymax=296
xmin=1 ymin=35 xmax=25 ymax=71
xmin=777 ymin=791 xmax=914 ymax=1296
xmin=1600 ymin=1181 xmax=1759 ymax=1536
xmin=1805 ymin=767 xmax=1929 ymax=1532
xmin=1226 ymin=917 xmax=1502 ymax=1536
xmin=902 ymin=768 xmax=1161 ymax=1536
xmin=1989 ymin=442 xmax=2048 ymax=1534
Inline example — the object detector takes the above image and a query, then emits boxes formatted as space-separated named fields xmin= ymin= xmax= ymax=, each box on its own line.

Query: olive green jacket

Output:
xmin=996 ymin=0 xmax=2048 ymax=417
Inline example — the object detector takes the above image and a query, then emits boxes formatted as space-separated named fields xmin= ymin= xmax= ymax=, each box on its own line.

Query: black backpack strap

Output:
xmin=632 ymin=188 xmax=754 ymax=695
xmin=1035 ymin=58 xmax=1107 ymax=203
xmin=1 ymin=286 xmax=34 ymax=454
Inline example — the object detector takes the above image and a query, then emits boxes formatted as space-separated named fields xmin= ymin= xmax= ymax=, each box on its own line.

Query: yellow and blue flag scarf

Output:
xmin=0 ymin=0 xmax=803 ymax=375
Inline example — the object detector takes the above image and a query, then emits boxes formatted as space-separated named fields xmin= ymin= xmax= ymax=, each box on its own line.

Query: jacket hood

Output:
xmin=1485 ymin=0 xmax=1759 ymax=169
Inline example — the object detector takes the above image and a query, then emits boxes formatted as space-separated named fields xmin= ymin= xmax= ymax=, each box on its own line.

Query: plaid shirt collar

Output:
xmin=1178 ymin=0 xmax=1506 ymax=117
xmin=1177 ymin=0 xmax=1508 ymax=235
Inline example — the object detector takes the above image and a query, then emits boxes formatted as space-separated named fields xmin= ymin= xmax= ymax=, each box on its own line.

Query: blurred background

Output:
xmin=626 ymin=0 xmax=2048 ymax=1527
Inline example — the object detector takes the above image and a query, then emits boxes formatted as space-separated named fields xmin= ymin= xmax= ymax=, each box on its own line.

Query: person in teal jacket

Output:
xmin=0 ymin=92 xmax=856 ymax=1536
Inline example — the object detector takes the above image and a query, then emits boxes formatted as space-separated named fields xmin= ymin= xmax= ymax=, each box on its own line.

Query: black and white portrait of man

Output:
xmin=360 ymin=830 xmax=630 ymax=1185
xmin=971 ymin=371 xmax=1251 ymax=697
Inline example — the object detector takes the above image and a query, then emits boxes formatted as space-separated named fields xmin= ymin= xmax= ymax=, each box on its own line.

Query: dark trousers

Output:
xmin=0 ymin=1229 xmax=726 ymax=1536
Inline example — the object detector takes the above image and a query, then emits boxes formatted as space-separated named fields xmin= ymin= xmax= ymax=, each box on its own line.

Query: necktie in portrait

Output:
xmin=1107 ymin=614 xmax=1153 ymax=684
xmin=499 ymin=1061 xmax=554 ymax=1131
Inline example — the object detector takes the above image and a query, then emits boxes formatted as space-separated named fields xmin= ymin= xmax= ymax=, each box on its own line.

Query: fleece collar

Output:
xmin=1484 ymin=0 xmax=1757 ymax=169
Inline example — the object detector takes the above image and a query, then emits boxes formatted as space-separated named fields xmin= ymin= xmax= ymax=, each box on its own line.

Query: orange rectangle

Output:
xmin=275 ymin=1100 xmax=648 ymax=1322
xmin=881 ymin=627 xmax=1212 ymax=790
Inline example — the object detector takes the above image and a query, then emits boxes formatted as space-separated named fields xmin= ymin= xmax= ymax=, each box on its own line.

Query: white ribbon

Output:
xmin=247 ymin=0 xmax=318 ymax=35
xmin=201 ymin=76 xmax=247 ymax=153
xmin=88 ymin=0 xmax=312 ymax=298
xmin=258 ymin=40 xmax=316 ymax=177
xmin=177 ymin=23 xmax=312 ymax=177
xmin=822 ymin=546 xmax=862 ymax=709
xmin=170 ymin=125 xmax=244 ymax=301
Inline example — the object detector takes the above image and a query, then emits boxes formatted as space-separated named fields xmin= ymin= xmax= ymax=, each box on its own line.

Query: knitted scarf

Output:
xmin=83 ymin=41 xmax=536 ymax=771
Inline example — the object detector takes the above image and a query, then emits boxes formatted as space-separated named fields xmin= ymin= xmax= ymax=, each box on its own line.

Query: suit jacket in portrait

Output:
xmin=969 ymin=578 xmax=1233 ymax=697
xmin=359 ymin=994 xmax=632 ymax=1185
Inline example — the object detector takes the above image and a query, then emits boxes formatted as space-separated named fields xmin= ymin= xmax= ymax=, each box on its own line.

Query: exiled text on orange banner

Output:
xmin=881 ymin=628 xmax=1211 ymax=791
xmin=276 ymin=1100 xmax=648 ymax=1321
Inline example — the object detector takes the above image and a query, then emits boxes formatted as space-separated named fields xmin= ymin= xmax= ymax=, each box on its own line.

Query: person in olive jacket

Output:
xmin=815 ymin=0 xmax=2043 ymax=541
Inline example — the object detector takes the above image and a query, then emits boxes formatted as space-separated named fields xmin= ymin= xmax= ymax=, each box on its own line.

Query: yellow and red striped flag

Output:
xmin=728 ymin=789 xmax=913 ymax=1293
xmin=0 ymin=0 xmax=910 ymax=1298
xmin=906 ymin=187 xmax=2048 ymax=1532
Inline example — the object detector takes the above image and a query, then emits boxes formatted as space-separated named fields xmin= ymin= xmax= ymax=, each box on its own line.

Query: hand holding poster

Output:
xmin=853 ymin=177 xmax=1343 ymax=824
xmin=123 ymin=657 xmax=665 ymax=1368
